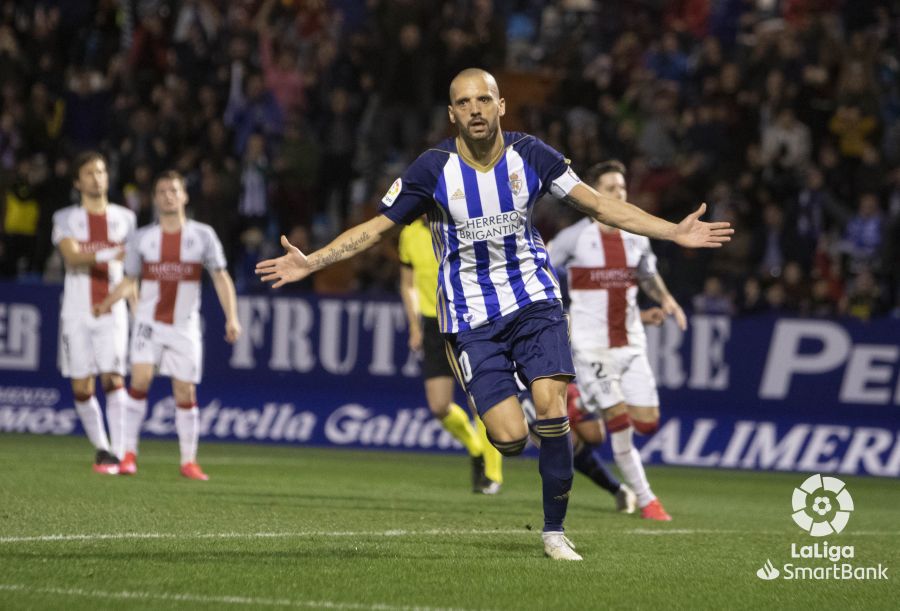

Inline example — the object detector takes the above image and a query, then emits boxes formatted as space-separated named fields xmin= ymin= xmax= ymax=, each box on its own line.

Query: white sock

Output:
xmin=75 ymin=395 xmax=110 ymax=452
xmin=175 ymin=406 xmax=199 ymax=465
xmin=611 ymin=425 xmax=655 ymax=507
xmin=105 ymin=387 xmax=127 ymax=459
xmin=124 ymin=391 xmax=148 ymax=454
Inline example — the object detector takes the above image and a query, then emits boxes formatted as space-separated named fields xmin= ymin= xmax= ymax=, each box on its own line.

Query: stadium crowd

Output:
xmin=0 ymin=0 xmax=898 ymax=319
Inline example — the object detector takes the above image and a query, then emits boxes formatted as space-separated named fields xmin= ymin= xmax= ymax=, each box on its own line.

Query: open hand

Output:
xmin=673 ymin=203 xmax=733 ymax=248
xmin=255 ymin=235 xmax=310 ymax=288
xmin=661 ymin=295 xmax=688 ymax=331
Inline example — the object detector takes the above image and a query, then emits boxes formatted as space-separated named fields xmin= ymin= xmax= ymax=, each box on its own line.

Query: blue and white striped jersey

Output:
xmin=378 ymin=131 xmax=582 ymax=333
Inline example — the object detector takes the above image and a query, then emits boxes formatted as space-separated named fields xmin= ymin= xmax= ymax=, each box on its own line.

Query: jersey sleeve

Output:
xmin=202 ymin=226 xmax=228 ymax=272
xmin=636 ymin=237 xmax=659 ymax=280
xmin=123 ymin=232 xmax=142 ymax=278
xmin=547 ymin=225 xmax=577 ymax=272
xmin=50 ymin=209 xmax=73 ymax=246
xmin=124 ymin=209 xmax=137 ymax=242
xmin=377 ymin=152 xmax=442 ymax=226
xmin=522 ymin=137 xmax=582 ymax=198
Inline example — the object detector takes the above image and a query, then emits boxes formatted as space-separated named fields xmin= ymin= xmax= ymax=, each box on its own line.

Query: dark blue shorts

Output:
xmin=445 ymin=299 xmax=575 ymax=416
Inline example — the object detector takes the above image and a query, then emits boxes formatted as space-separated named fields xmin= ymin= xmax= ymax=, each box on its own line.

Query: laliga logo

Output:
xmin=791 ymin=474 xmax=854 ymax=537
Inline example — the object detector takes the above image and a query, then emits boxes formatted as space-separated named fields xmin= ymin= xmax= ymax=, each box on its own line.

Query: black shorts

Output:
xmin=422 ymin=316 xmax=454 ymax=380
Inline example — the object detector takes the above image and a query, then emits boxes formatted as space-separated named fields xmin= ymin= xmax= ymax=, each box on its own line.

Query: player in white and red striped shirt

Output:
xmin=549 ymin=160 xmax=687 ymax=521
xmin=53 ymin=151 xmax=136 ymax=474
xmin=97 ymin=170 xmax=241 ymax=480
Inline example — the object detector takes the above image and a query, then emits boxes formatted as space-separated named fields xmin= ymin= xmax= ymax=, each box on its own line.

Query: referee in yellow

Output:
xmin=399 ymin=216 xmax=502 ymax=493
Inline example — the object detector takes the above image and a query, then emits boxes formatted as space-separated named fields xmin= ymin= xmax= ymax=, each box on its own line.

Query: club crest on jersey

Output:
xmin=508 ymin=172 xmax=522 ymax=195
xmin=382 ymin=178 xmax=402 ymax=207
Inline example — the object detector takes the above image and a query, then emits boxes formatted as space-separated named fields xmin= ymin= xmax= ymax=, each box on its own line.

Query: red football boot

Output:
xmin=180 ymin=462 xmax=209 ymax=481
xmin=119 ymin=452 xmax=137 ymax=475
xmin=640 ymin=498 xmax=672 ymax=521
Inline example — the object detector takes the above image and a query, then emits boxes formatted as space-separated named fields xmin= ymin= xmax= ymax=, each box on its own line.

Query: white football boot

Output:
xmin=542 ymin=532 xmax=583 ymax=561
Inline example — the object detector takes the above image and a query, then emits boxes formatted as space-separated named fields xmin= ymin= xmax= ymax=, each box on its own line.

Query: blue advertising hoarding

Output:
xmin=1 ymin=281 xmax=898 ymax=476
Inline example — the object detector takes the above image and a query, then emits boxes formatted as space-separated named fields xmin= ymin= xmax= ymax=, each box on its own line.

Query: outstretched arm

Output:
xmin=639 ymin=274 xmax=687 ymax=330
xmin=211 ymin=268 xmax=242 ymax=344
xmin=256 ymin=214 xmax=399 ymax=288
xmin=563 ymin=182 xmax=733 ymax=248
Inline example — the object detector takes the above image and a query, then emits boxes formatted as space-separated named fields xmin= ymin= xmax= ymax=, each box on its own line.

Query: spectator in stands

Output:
xmin=0 ymin=0 xmax=895 ymax=315
xmin=692 ymin=276 xmax=733 ymax=315
xmin=841 ymin=192 xmax=883 ymax=273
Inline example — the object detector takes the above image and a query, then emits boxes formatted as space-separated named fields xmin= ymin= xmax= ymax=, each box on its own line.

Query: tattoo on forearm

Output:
xmin=640 ymin=275 xmax=665 ymax=302
xmin=312 ymin=231 xmax=371 ymax=270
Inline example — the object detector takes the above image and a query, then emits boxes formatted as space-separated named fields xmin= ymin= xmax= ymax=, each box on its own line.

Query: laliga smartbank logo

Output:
xmin=791 ymin=473 xmax=853 ymax=536
xmin=755 ymin=474 xmax=889 ymax=581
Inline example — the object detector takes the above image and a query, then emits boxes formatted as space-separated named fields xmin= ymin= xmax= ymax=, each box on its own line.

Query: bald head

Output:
xmin=449 ymin=68 xmax=499 ymax=102
xmin=447 ymin=68 xmax=505 ymax=143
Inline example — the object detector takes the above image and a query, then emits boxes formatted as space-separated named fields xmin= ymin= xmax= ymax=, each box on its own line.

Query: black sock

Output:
xmin=534 ymin=417 xmax=573 ymax=532
xmin=574 ymin=444 xmax=621 ymax=495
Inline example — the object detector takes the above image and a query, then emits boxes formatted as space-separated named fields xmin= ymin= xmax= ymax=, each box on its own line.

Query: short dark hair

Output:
xmin=153 ymin=169 xmax=186 ymax=190
xmin=72 ymin=150 xmax=106 ymax=181
xmin=583 ymin=159 xmax=626 ymax=188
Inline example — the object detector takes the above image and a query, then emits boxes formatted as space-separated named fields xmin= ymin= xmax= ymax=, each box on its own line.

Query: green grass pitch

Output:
xmin=0 ymin=434 xmax=896 ymax=610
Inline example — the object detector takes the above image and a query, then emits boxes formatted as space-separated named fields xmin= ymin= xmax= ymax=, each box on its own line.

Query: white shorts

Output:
xmin=573 ymin=344 xmax=659 ymax=411
xmin=130 ymin=319 xmax=203 ymax=384
xmin=59 ymin=311 xmax=128 ymax=379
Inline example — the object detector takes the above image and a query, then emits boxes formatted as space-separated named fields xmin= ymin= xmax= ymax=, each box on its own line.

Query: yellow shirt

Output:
xmin=398 ymin=218 xmax=438 ymax=318
xmin=4 ymin=191 xmax=39 ymax=236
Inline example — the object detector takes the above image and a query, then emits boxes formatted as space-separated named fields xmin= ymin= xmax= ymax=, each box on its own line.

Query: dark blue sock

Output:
xmin=534 ymin=416 xmax=573 ymax=532
xmin=574 ymin=444 xmax=621 ymax=495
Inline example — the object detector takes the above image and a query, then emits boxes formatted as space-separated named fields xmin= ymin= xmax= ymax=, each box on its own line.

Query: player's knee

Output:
xmin=101 ymin=375 xmax=124 ymax=392
xmin=128 ymin=387 xmax=148 ymax=400
xmin=172 ymin=381 xmax=196 ymax=406
xmin=428 ymin=401 xmax=451 ymax=420
xmin=71 ymin=378 xmax=94 ymax=398
xmin=489 ymin=434 xmax=528 ymax=456
xmin=633 ymin=418 xmax=659 ymax=436
xmin=578 ymin=423 xmax=606 ymax=445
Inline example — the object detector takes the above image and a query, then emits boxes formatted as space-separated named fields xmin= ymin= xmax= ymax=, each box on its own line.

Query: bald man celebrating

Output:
xmin=257 ymin=69 xmax=732 ymax=561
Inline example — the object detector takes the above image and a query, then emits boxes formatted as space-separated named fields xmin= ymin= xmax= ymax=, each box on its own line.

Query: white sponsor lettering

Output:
xmin=0 ymin=303 xmax=40 ymax=370
xmin=0 ymin=385 xmax=74 ymax=434
xmin=839 ymin=427 xmax=895 ymax=476
xmin=840 ymin=345 xmax=899 ymax=404
xmin=229 ymin=297 xmax=270 ymax=368
xmin=363 ymin=302 xmax=407 ymax=376
xmin=143 ymin=398 xmax=317 ymax=442
xmin=0 ymin=407 xmax=76 ymax=434
xmin=760 ymin=320 xmax=900 ymax=405
xmin=687 ymin=316 xmax=730 ymax=390
xmin=639 ymin=418 xmax=900 ymax=477
xmin=645 ymin=319 xmax=686 ymax=389
xmin=796 ymin=425 xmax=851 ymax=472
xmin=791 ymin=541 xmax=854 ymax=561
xmin=319 ymin=300 xmax=361 ymax=375
xmin=269 ymin=298 xmax=315 ymax=372
xmin=324 ymin=404 xmax=458 ymax=449
xmin=229 ymin=296 xmax=413 ymax=378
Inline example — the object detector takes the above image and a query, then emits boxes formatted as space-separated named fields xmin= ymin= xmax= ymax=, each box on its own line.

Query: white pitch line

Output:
xmin=0 ymin=584 xmax=471 ymax=611
xmin=3 ymin=528 xmax=899 ymax=544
